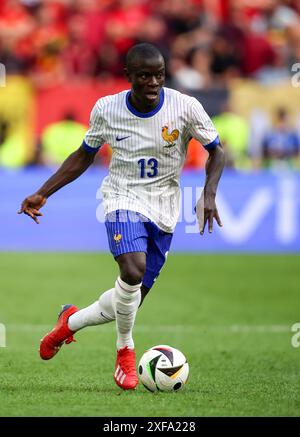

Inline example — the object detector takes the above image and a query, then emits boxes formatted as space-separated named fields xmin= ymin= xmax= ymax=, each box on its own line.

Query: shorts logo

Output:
xmin=114 ymin=233 xmax=122 ymax=243
xmin=162 ymin=125 xmax=179 ymax=148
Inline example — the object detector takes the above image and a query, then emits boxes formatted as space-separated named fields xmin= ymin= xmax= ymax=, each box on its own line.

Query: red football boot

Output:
xmin=114 ymin=346 xmax=138 ymax=390
xmin=39 ymin=304 xmax=78 ymax=360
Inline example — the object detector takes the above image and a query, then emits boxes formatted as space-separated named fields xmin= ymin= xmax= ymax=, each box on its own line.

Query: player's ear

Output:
xmin=124 ymin=68 xmax=132 ymax=83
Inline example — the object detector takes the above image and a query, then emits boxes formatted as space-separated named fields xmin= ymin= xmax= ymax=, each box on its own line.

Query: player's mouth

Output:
xmin=145 ymin=90 xmax=160 ymax=101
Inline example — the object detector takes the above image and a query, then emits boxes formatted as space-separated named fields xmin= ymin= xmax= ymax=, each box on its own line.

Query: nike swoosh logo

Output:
xmin=117 ymin=310 xmax=131 ymax=316
xmin=116 ymin=135 xmax=130 ymax=142
xmin=100 ymin=311 xmax=113 ymax=321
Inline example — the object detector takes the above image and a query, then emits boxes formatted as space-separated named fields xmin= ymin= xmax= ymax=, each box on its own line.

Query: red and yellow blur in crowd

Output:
xmin=1 ymin=0 xmax=300 ymax=169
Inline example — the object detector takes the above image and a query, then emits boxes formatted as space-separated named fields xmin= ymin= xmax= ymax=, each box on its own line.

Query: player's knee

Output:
xmin=120 ymin=261 xmax=146 ymax=286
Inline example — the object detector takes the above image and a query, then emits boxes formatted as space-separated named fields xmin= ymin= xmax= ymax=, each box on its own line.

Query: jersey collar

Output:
xmin=125 ymin=88 xmax=165 ymax=118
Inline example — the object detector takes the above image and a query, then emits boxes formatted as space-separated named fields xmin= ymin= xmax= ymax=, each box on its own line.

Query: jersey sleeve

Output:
xmin=82 ymin=102 xmax=106 ymax=153
xmin=188 ymin=98 xmax=220 ymax=150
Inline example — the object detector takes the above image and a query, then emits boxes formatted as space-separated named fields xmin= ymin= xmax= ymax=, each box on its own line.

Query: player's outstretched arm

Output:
xmin=197 ymin=144 xmax=225 ymax=235
xmin=18 ymin=145 xmax=96 ymax=224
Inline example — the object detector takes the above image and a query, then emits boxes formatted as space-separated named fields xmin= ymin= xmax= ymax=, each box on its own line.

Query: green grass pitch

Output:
xmin=0 ymin=253 xmax=300 ymax=417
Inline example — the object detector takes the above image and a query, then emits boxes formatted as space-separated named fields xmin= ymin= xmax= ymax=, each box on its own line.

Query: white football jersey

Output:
xmin=83 ymin=87 xmax=219 ymax=233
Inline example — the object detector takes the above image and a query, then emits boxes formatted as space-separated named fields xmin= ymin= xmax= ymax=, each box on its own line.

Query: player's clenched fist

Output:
xmin=18 ymin=194 xmax=47 ymax=224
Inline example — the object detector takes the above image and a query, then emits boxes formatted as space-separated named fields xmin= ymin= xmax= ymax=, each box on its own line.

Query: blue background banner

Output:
xmin=1 ymin=168 xmax=300 ymax=252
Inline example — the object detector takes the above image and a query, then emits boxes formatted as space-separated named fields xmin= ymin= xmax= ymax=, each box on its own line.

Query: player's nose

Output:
xmin=148 ymin=75 xmax=159 ymax=86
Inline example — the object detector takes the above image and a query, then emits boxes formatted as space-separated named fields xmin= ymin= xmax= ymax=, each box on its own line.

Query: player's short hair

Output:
xmin=126 ymin=43 xmax=164 ymax=72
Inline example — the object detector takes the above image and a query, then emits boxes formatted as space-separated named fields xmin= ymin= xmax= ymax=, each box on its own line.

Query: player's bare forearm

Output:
xmin=18 ymin=145 xmax=96 ymax=223
xmin=204 ymin=144 xmax=225 ymax=196
xmin=37 ymin=145 xmax=96 ymax=198
xmin=196 ymin=143 xmax=225 ymax=234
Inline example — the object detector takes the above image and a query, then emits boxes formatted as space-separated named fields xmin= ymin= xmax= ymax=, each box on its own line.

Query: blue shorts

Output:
xmin=105 ymin=210 xmax=173 ymax=289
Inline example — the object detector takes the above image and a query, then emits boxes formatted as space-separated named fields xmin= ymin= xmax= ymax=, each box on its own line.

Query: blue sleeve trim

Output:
xmin=82 ymin=140 xmax=100 ymax=154
xmin=204 ymin=135 xmax=220 ymax=150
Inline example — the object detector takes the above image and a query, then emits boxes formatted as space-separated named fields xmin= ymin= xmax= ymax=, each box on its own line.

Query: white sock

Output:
xmin=113 ymin=276 xmax=141 ymax=350
xmin=68 ymin=288 xmax=115 ymax=332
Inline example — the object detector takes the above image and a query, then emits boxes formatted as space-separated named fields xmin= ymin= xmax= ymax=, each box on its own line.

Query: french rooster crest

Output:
xmin=162 ymin=126 xmax=179 ymax=148
xmin=113 ymin=233 xmax=122 ymax=242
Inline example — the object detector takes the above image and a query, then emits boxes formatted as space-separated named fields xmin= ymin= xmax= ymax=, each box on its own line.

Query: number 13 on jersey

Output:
xmin=138 ymin=158 xmax=158 ymax=178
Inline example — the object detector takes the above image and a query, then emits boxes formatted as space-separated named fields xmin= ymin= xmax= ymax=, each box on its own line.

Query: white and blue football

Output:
xmin=138 ymin=345 xmax=189 ymax=392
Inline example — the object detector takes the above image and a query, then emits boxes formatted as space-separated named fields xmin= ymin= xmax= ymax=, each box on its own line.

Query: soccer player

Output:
xmin=18 ymin=43 xmax=225 ymax=390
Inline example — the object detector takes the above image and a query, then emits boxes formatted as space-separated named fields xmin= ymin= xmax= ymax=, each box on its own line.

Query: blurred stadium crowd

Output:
xmin=1 ymin=0 xmax=300 ymax=170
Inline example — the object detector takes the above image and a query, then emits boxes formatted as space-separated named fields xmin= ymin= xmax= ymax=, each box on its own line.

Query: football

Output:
xmin=138 ymin=345 xmax=189 ymax=392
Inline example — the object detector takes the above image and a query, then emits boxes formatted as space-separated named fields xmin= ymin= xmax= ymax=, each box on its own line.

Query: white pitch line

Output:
xmin=5 ymin=324 xmax=196 ymax=333
xmin=5 ymin=324 xmax=291 ymax=333
xmin=229 ymin=325 xmax=290 ymax=333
